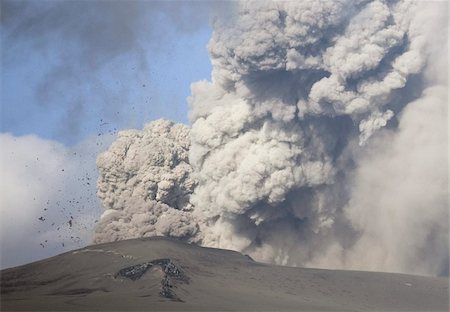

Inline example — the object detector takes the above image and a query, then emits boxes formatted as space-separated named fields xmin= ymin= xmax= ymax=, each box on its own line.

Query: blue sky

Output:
xmin=1 ymin=1 xmax=214 ymax=146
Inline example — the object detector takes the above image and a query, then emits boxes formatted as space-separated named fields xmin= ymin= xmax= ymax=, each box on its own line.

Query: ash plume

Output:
xmin=93 ymin=120 xmax=197 ymax=243
xmin=94 ymin=0 xmax=448 ymax=276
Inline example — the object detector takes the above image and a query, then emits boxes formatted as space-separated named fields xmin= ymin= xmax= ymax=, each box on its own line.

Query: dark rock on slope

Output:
xmin=116 ymin=258 xmax=188 ymax=300
xmin=1 ymin=237 xmax=448 ymax=311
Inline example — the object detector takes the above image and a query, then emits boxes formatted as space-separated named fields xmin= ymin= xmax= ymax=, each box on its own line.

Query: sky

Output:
xmin=1 ymin=0 xmax=219 ymax=145
xmin=0 ymin=0 xmax=229 ymax=268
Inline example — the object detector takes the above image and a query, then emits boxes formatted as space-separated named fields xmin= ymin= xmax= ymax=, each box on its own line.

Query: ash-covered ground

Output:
xmin=1 ymin=237 xmax=448 ymax=311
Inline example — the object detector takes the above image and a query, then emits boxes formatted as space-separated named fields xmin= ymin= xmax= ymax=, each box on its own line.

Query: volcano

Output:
xmin=1 ymin=237 xmax=448 ymax=311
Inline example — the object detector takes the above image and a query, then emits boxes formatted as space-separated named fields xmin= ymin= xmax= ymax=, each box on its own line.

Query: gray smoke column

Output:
xmin=93 ymin=120 xmax=197 ymax=243
xmin=94 ymin=0 xmax=448 ymax=276
xmin=188 ymin=0 xmax=447 ymax=274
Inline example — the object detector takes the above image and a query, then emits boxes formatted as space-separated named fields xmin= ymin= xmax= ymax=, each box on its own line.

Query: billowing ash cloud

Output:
xmin=94 ymin=0 xmax=448 ymax=276
xmin=93 ymin=120 xmax=197 ymax=243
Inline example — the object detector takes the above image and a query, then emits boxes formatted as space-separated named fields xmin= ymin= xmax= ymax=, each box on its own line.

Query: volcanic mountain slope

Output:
xmin=1 ymin=237 xmax=448 ymax=311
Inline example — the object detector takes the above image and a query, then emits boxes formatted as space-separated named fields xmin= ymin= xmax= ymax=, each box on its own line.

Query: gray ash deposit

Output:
xmin=1 ymin=237 xmax=448 ymax=311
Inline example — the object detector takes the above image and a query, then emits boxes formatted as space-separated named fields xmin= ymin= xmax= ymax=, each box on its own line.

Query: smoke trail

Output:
xmin=94 ymin=0 xmax=448 ymax=276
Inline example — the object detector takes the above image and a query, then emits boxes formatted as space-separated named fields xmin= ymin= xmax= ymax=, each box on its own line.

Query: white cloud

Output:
xmin=0 ymin=133 xmax=111 ymax=268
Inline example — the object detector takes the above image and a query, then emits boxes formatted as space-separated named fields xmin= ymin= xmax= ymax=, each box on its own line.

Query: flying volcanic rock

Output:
xmin=94 ymin=0 xmax=448 ymax=276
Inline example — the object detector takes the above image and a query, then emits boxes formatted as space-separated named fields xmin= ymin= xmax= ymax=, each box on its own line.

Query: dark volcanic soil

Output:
xmin=1 ymin=237 xmax=448 ymax=311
